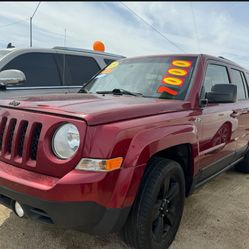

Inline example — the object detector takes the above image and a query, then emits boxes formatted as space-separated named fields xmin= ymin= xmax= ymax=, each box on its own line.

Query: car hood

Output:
xmin=0 ymin=93 xmax=191 ymax=125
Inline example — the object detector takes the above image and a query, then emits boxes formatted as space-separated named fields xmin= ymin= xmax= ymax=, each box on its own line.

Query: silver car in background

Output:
xmin=0 ymin=46 xmax=125 ymax=99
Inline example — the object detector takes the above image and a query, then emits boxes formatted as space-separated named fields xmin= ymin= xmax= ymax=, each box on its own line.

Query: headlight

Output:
xmin=52 ymin=123 xmax=80 ymax=159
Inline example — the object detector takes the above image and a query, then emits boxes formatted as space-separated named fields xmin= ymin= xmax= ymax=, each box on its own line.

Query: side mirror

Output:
xmin=0 ymin=69 xmax=26 ymax=87
xmin=206 ymin=84 xmax=237 ymax=103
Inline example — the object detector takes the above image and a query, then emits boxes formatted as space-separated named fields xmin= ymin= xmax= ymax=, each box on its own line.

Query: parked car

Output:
xmin=0 ymin=46 xmax=125 ymax=99
xmin=0 ymin=54 xmax=248 ymax=249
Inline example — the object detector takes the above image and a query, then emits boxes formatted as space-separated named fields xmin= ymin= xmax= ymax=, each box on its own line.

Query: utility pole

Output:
xmin=30 ymin=2 xmax=41 ymax=47
xmin=64 ymin=28 xmax=67 ymax=46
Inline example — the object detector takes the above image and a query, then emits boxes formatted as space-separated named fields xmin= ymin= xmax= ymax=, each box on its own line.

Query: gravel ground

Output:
xmin=0 ymin=168 xmax=249 ymax=249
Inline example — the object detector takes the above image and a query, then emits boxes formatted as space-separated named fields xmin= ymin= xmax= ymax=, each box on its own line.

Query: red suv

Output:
xmin=0 ymin=54 xmax=248 ymax=249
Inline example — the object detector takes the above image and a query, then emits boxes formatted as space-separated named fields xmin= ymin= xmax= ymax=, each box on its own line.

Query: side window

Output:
xmin=241 ymin=72 xmax=249 ymax=98
xmin=104 ymin=58 xmax=116 ymax=66
xmin=246 ymin=73 xmax=249 ymax=88
xmin=231 ymin=69 xmax=247 ymax=100
xmin=2 ymin=52 xmax=61 ymax=87
xmin=203 ymin=64 xmax=230 ymax=94
xmin=64 ymin=55 xmax=101 ymax=86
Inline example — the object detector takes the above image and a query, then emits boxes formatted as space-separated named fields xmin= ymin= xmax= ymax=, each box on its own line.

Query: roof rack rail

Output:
xmin=218 ymin=56 xmax=232 ymax=62
xmin=53 ymin=46 xmax=125 ymax=58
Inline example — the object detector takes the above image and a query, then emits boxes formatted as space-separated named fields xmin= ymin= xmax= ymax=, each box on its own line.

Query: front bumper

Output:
xmin=0 ymin=160 xmax=133 ymax=234
xmin=0 ymin=186 xmax=130 ymax=235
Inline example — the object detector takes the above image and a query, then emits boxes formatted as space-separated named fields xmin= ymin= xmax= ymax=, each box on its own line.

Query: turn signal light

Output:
xmin=76 ymin=157 xmax=123 ymax=172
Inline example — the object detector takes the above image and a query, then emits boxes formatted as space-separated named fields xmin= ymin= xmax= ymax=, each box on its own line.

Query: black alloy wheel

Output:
xmin=122 ymin=157 xmax=185 ymax=249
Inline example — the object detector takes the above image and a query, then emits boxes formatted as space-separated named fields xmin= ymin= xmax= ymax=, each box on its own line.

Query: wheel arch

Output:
xmin=151 ymin=144 xmax=195 ymax=196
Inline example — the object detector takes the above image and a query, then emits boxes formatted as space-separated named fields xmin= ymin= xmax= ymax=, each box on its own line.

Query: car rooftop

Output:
xmin=0 ymin=47 xmax=125 ymax=59
xmin=53 ymin=46 xmax=125 ymax=58
xmin=120 ymin=53 xmax=244 ymax=70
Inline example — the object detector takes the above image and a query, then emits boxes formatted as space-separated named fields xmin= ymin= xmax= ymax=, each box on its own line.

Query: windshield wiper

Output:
xmin=96 ymin=88 xmax=143 ymax=97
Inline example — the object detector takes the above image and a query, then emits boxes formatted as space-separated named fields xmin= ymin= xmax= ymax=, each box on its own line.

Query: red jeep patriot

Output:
xmin=0 ymin=54 xmax=248 ymax=249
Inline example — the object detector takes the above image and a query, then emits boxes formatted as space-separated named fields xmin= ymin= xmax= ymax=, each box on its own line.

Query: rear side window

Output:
xmin=203 ymin=64 xmax=230 ymax=93
xmin=231 ymin=69 xmax=247 ymax=100
xmin=64 ymin=55 xmax=100 ymax=86
xmin=2 ymin=52 xmax=61 ymax=87
xmin=104 ymin=58 xmax=116 ymax=66
xmin=246 ymin=73 xmax=249 ymax=87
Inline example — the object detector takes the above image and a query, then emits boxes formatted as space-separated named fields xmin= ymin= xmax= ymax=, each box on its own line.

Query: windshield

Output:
xmin=0 ymin=50 xmax=11 ymax=60
xmin=83 ymin=56 xmax=197 ymax=100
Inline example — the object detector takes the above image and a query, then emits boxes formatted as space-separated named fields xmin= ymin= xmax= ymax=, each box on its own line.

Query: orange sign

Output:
xmin=157 ymin=86 xmax=178 ymax=95
xmin=167 ymin=68 xmax=188 ymax=77
xmin=172 ymin=60 xmax=192 ymax=68
xmin=162 ymin=76 xmax=183 ymax=86
xmin=157 ymin=59 xmax=193 ymax=96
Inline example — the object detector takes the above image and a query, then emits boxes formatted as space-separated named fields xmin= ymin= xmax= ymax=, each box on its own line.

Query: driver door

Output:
xmin=197 ymin=62 xmax=237 ymax=182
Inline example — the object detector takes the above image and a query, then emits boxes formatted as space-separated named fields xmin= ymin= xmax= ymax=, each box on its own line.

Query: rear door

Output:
xmin=229 ymin=68 xmax=249 ymax=158
xmin=55 ymin=54 xmax=101 ymax=93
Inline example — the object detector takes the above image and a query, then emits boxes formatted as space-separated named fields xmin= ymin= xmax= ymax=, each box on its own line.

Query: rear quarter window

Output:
xmin=231 ymin=69 xmax=247 ymax=100
xmin=104 ymin=58 xmax=116 ymax=66
xmin=64 ymin=55 xmax=101 ymax=86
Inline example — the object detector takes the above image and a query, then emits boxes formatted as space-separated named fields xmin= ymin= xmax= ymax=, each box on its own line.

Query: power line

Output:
xmin=119 ymin=1 xmax=186 ymax=53
xmin=0 ymin=18 xmax=29 ymax=29
xmin=31 ymin=2 xmax=41 ymax=19
xmin=190 ymin=2 xmax=201 ymax=53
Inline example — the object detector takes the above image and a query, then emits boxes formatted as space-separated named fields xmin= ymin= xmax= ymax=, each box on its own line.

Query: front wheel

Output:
xmin=122 ymin=157 xmax=185 ymax=249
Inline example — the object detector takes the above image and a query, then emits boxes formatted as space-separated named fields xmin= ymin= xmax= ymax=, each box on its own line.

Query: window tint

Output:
xmin=246 ymin=73 xmax=249 ymax=86
xmin=231 ymin=69 xmax=247 ymax=100
xmin=2 ymin=52 xmax=61 ymax=87
xmin=64 ymin=55 xmax=100 ymax=86
xmin=203 ymin=64 xmax=229 ymax=93
xmin=85 ymin=56 xmax=198 ymax=100
xmin=104 ymin=58 xmax=116 ymax=66
xmin=241 ymin=72 xmax=248 ymax=98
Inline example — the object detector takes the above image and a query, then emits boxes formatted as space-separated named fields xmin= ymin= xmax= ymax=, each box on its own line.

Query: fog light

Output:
xmin=14 ymin=201 xmax=24 ymax=218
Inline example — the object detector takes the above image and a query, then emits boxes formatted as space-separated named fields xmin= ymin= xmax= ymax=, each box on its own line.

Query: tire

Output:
xmin=235 ymin=149 xmax=249 ymax=173
xmin=121 ymin=157 xmax=185 ymax=249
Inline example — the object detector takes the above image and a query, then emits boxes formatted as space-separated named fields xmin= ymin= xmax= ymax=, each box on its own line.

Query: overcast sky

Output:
xmin=1 ymin=2 xmax=249 ymax=68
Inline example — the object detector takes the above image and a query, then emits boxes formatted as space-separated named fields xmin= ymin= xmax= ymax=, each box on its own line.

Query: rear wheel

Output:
xmin=122 ymin=157 xmax=185 ymax=249
xmin=235 ymin=149 xmax=249 ymax=173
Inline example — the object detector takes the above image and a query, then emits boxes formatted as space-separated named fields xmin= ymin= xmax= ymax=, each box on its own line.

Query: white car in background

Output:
xmin=0 ymin=46 xmax=125 ymax=99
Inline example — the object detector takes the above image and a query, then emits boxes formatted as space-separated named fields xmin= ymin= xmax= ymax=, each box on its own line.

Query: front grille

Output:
xmin=0 ymin=108 xmax=83 ymax=178
xmin=0 ymin=116 xmax=42 ymax=165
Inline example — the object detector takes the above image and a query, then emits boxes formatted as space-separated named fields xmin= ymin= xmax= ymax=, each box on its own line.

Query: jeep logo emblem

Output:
xmin=9 ymin=100 xmax=20 ymax=107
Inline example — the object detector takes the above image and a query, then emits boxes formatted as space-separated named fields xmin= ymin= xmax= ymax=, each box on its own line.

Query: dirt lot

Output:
xmin=0 ymin=168 xmax=249 ymax=249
